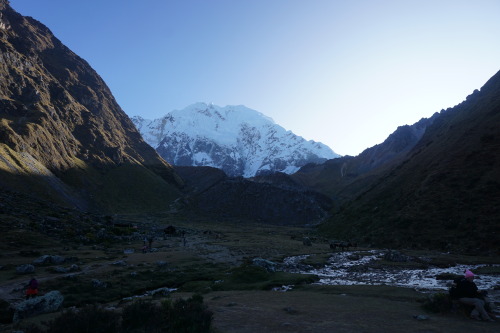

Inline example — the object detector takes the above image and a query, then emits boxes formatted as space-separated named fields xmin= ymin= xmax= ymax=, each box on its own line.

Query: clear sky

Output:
xmin=10 ymin=0 xmax=500 ymax=156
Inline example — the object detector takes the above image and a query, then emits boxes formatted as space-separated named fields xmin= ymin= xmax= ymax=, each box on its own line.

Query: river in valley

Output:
xmin=281 ymin=250 xmax=500 ymax=304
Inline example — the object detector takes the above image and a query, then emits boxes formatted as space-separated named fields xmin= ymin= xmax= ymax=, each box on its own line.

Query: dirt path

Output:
xmin=198 ymin=290 xmax=499 ymax=333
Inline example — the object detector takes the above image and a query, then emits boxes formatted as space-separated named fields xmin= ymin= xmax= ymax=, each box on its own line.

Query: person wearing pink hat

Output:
xmin=453 ymin=269 xmax=495 ymax=321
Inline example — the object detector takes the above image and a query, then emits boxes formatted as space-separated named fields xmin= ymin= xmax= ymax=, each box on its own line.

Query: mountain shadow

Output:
xmin=318 ymin=70 xmax=500 ymax=255
xmin=175 ymin=166 xmax=333 ymax=225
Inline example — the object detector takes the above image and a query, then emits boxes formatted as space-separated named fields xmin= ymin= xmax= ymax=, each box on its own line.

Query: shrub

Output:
xmin=230 ymin=264 xmax=270 ymax=283
xmin=27 ymin=305 xmax=121 ymax=333
xmin=121 ymin=300 xmax=166 ymax=332
xmin=24 ymin=296 xmax=213 ymax=333
xmin=163 ymin=294 xmax=213 ymax=333
xmin=421 ymin=293 xmax=451 ymax=313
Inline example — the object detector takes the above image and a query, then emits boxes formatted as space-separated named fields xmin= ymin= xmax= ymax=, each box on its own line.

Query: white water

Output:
xmin=282 ymin=250 xmax=500 ymax=303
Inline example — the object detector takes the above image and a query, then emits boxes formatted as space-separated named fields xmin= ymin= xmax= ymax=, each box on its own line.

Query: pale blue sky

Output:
xmin=10 ymin=0 xmax=500 ymax=156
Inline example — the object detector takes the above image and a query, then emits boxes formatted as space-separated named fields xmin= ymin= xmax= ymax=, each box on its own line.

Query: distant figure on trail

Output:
xmin=451 ymin=269 xmax=495 ymax=321
xmin=147 ymin=235 xmax=154 ymax=250
xmin=25 ymin=276 xmax=38 ymax=299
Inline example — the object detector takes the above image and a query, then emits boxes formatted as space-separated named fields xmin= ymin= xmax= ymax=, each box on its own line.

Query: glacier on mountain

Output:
xmin=132 ymin=103 xmax=339 ymax=177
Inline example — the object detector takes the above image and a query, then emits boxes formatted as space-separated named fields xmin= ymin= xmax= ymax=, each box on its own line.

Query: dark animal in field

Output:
xmin=330 ymin=241 xmax=353 ymax=251
xmin=164 ymin=225 xmax=176 ymax=235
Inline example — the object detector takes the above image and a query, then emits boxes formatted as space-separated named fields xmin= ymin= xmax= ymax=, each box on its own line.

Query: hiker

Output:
xmin=453 ymin=269 xmax=495 ymax=321
xmin=147 ymin=236 xmax=154 ymax=250
xmin=25 ymin=276 xmax=39 ymax=299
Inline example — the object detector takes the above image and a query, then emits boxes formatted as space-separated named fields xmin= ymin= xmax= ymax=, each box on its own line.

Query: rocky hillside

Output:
xmin=319 ymin=70 xmax=500 ymax=255
xmin=175 ymin=166 xmax=333 ymax=225
xmin=0 ymin=0 xmax=182 ymax=212
xmin=132 ymin=103 xmax=339 ymax=177
xmin=289 ymin=115 xmax=438 ymax=203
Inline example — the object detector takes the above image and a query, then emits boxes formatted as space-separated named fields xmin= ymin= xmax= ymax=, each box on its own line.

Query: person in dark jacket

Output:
xmin=455 ymin=269 xmax=494 ymax=321
xmin=25 ymin=276 xmax=39 ymax=299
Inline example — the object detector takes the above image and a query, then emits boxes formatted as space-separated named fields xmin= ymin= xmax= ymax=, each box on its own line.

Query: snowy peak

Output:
xmin=132 ymin=103 xmax=339 ymax=177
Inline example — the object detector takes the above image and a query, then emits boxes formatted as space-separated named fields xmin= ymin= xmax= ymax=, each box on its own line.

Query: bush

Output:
xmin=121 ymin=300 xmax=166 ymax=333
xmin=163 ymin=294 xmax=213 ymax=333
xmin=24 ymin=296 xmax=213 ymax=333
xmin=421 ymin=293 xmax=452 ymax=313
xmin=26 ymin=305 xmax=121 ymax=333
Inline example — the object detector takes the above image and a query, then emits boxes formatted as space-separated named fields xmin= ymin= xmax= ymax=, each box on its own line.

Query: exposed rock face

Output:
xmin=0 ymin=1 xmax=182 ymax=212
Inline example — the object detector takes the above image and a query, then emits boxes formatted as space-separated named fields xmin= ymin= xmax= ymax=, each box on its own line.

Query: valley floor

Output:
xmin=1 ymin=214 xmax=498 ymax=332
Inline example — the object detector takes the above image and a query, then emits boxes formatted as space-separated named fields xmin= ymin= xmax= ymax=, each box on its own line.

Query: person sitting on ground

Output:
xmin=454 ymin=269 xmax=494 ymax=322
xmin=26 ymin=276 xmax=38 ymax=300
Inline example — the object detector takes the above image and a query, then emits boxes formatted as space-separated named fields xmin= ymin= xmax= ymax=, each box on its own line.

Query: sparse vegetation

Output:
xmin=22 ymin=296 xmax=213 ymax=333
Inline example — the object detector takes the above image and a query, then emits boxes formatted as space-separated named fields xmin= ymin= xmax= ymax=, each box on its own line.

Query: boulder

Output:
xmin=52 ymin=266 xmax=69 ymax=273
xmin=147 ymin=287 xmax=175 ymax=297
xmin=383 ymin=250 xmax=411 ymax=262
xmin=252 ymin=258 xmax=281 ymax=272
xmin=69 ymin=264 xmax=80 ymax=272
xmin=33 ymin=255 xmax=65 ymax=266
xmin=156 ymin=261 xmax=168 ymax=270
xmin=16 ymin=264 xmax=35 ymax=274
xmin=302 ymin=237 xmax=312 ymax=246
xmin=92 ymin=279 xmax=108 ymax=289
xmin=13 ymin=290 xmax=64 ymax=322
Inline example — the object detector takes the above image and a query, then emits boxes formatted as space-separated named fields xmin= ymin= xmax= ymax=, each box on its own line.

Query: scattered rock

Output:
xmin=92 ymin=279 xmax=108 ymax=289
xmin=13 ymin=290 xmax=64 ymax=322
xmin=252 ymin=258 xmax=281 ymax=272
xmin=383 ymin=250 xmax=411 ymax=262
xmin=16 ymin=264 xmax=35 ymax=274
xmin=111 ymin=260 xmax=127 ymax=266
xmin=272 ymin=285 xmax=293 ymax=292
xmin=52 ymin=266 xmax=69 ymax=273
xmin=123 ymin=248 xmax=135 ymax=254
xmin=69 ymin=264 xmax=80 ymax=272
xmin=413 ymin=314 xmax=430 ymax=321
xmin=33 ymin=255 xmax=65 ymax=266
xmin=156 ymin=261 xmax=168 ymax=269
xmin=435 ymin=273 xmax=461 ymax=280
xmin=283 ymin=306 xmax=298 ymax=315
xmin=147 ymin=287 xmax=175 ymax=297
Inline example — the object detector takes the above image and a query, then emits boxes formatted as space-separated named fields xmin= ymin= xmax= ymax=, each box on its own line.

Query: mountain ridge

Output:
xmin=132 ymin=103 xmax=339 ymax=177
xmin=319 ymin=70 xmax=500 ymax=254
xmin=0 ymin=1 xmax=182 ymax=212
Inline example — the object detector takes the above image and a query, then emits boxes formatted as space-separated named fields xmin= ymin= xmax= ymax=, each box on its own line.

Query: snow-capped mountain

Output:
xmin=132 ymin=103 xmax=340 ymax=177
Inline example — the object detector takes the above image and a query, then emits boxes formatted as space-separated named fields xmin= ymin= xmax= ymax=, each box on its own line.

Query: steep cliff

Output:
xmin=0 ymin=1 xmax=182 ymax=212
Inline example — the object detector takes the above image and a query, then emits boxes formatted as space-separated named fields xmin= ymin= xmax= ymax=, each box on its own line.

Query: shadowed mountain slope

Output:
xmin=320 ymin=70 xmax=500 ymax=255
xmin=175 ymin=166 xmax=333 ymax=225
xmin=0 ymin=1 xmax=182 ymax=212
xmin=289 ymin=115 xmax=437 ymax=204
